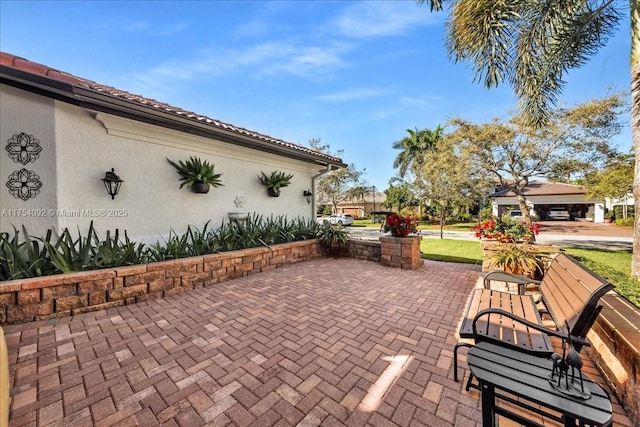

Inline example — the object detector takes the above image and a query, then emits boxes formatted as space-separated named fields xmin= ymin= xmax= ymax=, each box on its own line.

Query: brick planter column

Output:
xmin=379 ymin=235 xmax=422 ymax=270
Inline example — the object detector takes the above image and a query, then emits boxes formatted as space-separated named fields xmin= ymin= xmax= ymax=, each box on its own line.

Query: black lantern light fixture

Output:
xmin=303 ymin=189 xmax=313 ymax=204
xmin=102 ymin=168 xmax=123 ymax=200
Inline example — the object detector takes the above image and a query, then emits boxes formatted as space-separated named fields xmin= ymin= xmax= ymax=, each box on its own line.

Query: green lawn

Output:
xmin=419 ymin=222 xmax=477 ymax=232
xmin=419 ymin=239 xmax=640 ymax=308
xmin=420 ymin=238 xmax=483 ymax=264
xmin=564 ymin=248 xmax=639 ymax=307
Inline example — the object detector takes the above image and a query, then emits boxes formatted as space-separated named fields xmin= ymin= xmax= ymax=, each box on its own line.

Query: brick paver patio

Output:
xmin=3 ymin=258 xmax=631 ymax=426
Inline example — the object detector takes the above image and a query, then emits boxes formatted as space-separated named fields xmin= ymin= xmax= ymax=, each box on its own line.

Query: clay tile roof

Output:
xmin=491 ymin=181 xmax=587 ymax=197
xmin=0 ymin=52 xmax=343 ymax=165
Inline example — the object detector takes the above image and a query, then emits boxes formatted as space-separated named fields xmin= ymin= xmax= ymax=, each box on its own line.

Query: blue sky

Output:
xmin=0 ymin=1 xmax=632 ymax=190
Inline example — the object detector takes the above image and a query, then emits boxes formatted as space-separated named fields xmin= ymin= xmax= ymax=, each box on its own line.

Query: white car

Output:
xmin=548 ymin=207 xmax=571 ymax=220
xmin=509 ymin=210 xmax=523 ymax=220
xmin=317 ymin=214 xmax=354 ymax=226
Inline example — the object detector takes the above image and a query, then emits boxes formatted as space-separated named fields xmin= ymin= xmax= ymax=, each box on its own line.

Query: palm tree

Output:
xmin=392 ymin=126 xmax=444 ymax=178
xmin=418 ymin=0 xmax=640 ymax=277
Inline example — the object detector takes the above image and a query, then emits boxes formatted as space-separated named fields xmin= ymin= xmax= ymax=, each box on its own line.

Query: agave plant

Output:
xmin=167 ymin=156 xmax=223 ymax=193
xmin=258 ymin=171 xmax=294 ymax=197
xmin=489 ymin=244 xmax=546 ymax=277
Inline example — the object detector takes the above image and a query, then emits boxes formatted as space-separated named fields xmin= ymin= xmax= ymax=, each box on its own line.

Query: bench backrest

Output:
xmin=540 ymin=253 xmax=614 ymax=344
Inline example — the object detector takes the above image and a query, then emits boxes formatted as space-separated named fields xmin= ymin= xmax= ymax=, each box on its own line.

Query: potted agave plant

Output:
xmin=258 ymin=171 xmax=293 ymax=197
xmin=317 ymin=224 xmax=349 ymax=257
xmin=489 ymin=244 xmax=546 ymax=278
xmin=167 ymin=156 xmax=223 ymax=194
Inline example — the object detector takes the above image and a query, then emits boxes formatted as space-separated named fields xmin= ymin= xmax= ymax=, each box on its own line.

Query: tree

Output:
xmin=586 ymin=153 xmax=634 ymax=218
xmin=392 ymin=126 xmax=444 ymax=178
xmin=418 ymin=135 xmax=488 ymax=238
xmin=448 ymin=95 xmax=624 ymax=224
xmin=316 ymin=165 xmax=365 ymax=214
xmin=383 ymin=178 xmax=417 ymax=211
xmin=309 ymin=138 xmax=365 ymax=214
xmin=416 ymin=0 xmax=640 ymax=276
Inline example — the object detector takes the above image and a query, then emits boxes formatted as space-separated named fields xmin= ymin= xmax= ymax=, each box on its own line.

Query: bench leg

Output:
xmin=453 ymin=342 xmax=474 ymax=382
xmin=480 ymin=381 xmax=496 ymax=427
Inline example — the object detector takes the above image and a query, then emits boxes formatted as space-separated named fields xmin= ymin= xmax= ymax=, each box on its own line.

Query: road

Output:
xmin=346 ymin=225 xmax=633 ymax=251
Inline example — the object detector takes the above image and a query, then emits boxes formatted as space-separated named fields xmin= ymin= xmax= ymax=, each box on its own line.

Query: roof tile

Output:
xmin=492 ymin=181 xmax=586 ymax=197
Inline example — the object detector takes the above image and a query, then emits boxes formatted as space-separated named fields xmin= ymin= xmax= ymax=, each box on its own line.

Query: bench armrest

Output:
xmin=472 ymin=308 xmax=590 ymax=349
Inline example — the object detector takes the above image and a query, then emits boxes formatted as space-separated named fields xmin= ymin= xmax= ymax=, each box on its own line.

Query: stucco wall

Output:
xmin=1 ymin=85 xmax=323 ymax=242
xmin=0 ymin=85 xmax=58 ymax=235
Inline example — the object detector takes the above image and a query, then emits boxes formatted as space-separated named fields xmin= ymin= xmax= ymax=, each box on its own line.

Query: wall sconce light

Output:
xmin=303 ymin=190 xmax=313 ymax=204
xmin=102 ymin=168 xmax=124 ymax=200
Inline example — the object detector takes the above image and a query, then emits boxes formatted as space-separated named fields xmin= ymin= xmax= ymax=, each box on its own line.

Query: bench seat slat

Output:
xmin=460 ymin=289 xmax=552 ymax=353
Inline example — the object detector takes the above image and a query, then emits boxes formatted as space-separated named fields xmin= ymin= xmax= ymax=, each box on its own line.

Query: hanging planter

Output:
xmin=167 ymin=156 xmax=223 ymax=194
xmin=191 ymin=182 xmax=210 ymax=194
xmin=267 ymin=187 xmax=280 ymax=197
xmin=258 ymin=171 xmax=293 ymax=198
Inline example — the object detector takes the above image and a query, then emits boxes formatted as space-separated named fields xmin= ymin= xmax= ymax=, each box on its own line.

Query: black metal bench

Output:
xmin=454 ymin=253 xmax=614 ymax=382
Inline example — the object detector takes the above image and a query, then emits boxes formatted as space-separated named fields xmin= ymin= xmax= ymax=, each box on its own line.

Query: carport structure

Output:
xmin=490 ymin=181 xmax=605 ymax=223
xmin=3 ymin=258 xmax=631 ymax=426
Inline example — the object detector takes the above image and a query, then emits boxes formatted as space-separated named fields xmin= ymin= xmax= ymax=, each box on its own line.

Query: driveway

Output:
xmin=536 ymin=221 xmax=633 ymax=250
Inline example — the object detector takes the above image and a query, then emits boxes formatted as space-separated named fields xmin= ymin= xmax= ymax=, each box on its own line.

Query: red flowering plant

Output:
xmin=383 ymin=214 xmax=419 ymax=237
xmin=472 ymin=215 xmax=540 ymax=243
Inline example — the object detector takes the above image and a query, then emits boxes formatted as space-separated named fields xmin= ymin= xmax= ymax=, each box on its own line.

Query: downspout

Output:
xmin=311 ymin=164 xmax=335 ymax=218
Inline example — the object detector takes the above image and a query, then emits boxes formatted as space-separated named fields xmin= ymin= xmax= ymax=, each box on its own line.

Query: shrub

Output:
xmin=614 ymin=217 xmax=634 ymax=227
xmin=0 ymin=216 xmax=320 ymax=280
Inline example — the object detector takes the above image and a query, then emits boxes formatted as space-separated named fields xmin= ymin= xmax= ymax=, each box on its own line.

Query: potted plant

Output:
xmin=383 ymin=214 xmax=418 ymax=237
xmin=604 ymin=211 xmax=614 ymax=224
xmin=167 ymin=156 xmax=223 ymax=193
xmin=317 ymin=224 xmax=349 ymax=257
xmin=488 ymin=244 xmax=546 ymax=277
xmin=472 ymin=216 xmax=540 ymax=243
xmin=258 ymin=171 xmax=293 ymax=197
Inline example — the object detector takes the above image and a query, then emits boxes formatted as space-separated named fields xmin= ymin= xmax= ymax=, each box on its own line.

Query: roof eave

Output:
xmin=0 ymin=65 xmax=346 ymax=168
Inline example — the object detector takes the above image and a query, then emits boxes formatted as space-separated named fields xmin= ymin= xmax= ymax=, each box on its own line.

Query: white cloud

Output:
xmin=330 ymin=1 xmax=441 ymax=39
xmin=128 ymin=41 xmax=352 ymax=95
xmin=315 ymin=88 xmax=389 ymax=102
xmin=105 ymin=19 xmax=187 ymax=36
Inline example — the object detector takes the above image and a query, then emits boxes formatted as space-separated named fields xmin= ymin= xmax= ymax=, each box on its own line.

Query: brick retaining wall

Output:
xmin=0 ymin=240 xmax=323 ymax=324
xmin=348 ymin=239 xmax=381 ymax=262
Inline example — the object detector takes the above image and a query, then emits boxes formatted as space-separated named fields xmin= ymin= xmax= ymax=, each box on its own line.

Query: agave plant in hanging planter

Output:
xmin=167 ymin=156 xmax=223 ymax=193
xmin=258 ymin=171 xmax=293 ymax=197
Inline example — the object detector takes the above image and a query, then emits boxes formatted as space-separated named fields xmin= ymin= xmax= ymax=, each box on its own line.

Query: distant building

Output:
xmin=334 ymin=192 xmax=388 ymax=218
xmin=490 ymin=181 xmax=607 ymax=223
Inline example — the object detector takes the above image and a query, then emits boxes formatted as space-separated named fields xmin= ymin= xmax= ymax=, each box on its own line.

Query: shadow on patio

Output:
xmin=3 ymin=258 xmax=631 ymax=426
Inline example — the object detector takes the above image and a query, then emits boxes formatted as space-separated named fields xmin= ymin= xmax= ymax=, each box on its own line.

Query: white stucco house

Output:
xmin=0 ymin=52 xmax=345 ymax=242
xmin=490 ymin=181 xmax=607 ymax=223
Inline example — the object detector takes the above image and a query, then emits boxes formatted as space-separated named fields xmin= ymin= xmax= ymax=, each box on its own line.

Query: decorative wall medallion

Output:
xmin=6 ymin=132 xmax=42 ymax=165
xmin=6 ymin=168 xmax=43 ymax=200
